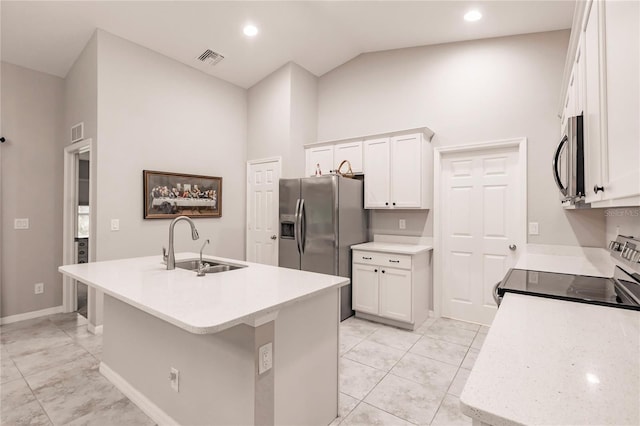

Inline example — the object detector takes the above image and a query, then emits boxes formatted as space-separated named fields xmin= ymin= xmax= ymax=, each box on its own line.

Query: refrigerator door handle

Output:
xmin=300 ymin=198 xmax=306 ymax=254
xmin=294 ymin=198 xmax=301 ymax=255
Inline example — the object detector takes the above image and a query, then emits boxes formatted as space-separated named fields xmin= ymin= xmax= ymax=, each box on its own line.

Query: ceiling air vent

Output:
xmin=196 ymin=49 xmax=225 ymax=66
xmin=71 ymin=122 xmax=84 ymax=143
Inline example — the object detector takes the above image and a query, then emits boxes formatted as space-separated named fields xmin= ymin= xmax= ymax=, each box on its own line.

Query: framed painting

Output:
xmin=143 ymin=170 xmax=222 ymax=219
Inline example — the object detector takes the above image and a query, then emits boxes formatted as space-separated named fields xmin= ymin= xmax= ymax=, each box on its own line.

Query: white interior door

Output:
xmin=246 ymin=158 xmax=281 ymax=265
xmin=441 ymin=146 xmax=522 ymax=325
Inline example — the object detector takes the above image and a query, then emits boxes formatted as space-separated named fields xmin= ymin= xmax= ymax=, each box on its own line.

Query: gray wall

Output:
xmin=247 ymin=62 xmax=317 ymax=178
xmin=317 ymin=30 xmax=606 ymax=247
xmin=605 ymin=208 xmax=640 ymax=246
xmin=94 ymin=30 xmax=247 ymax=262
xmin=1 ymin=62 xmax=65 ymax=317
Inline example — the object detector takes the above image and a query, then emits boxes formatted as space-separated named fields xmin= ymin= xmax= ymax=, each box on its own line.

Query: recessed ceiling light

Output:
xmin=243 ymin=25 xmax=258 ymax=37
xmin=464 ymin=10 xmax=482 ymax=22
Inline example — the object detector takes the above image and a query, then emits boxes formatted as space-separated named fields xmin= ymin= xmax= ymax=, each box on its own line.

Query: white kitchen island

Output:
xmin=460 ymin=293 xmax=640 ymax=426
xmin=59 ymin=253 xmax=349 ymax=426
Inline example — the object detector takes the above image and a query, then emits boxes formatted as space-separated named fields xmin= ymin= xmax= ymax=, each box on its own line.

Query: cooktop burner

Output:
xmin=497 ymin=267 xmax=640 ymax=310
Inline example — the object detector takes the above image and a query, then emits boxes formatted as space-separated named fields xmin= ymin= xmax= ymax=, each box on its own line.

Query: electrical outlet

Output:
xmin=259 ymin=342 xmax=273 ymax=374
xmin=14 ymin=218 xmax=29 ymax=230
xmin=169 ymin=367 xmax=179 ymax=392
xmin=399 ymin=219 xmax=406 ymax=230
xmin=528 ymin=222 xmax=539 ymax=235
xmin=34 ymin=283 xmax=44 ymax=294
xmin=110 ymin=219 xmax=120 ymax=231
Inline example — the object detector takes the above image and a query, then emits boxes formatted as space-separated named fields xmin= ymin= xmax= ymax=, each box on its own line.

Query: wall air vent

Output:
xmin=196 ymin=49 xmax=225 ymax=66
xmin=71 ymin=122 xmax=84 ymax=143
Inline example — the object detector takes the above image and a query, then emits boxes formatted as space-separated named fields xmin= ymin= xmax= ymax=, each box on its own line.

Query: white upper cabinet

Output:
xmin=305 ymin=145 xmax=334 ymax=177
xmin=333 ymin=141 xmax=363 ymax=174
xmin=364 ymin=133 xmax=433 ymax=209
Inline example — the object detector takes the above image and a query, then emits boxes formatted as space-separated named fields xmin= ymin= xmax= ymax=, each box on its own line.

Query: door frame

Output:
xmin=433 ymin=137 xmax=527 ymax=318
xmin=62 ymin=138 xmax=97 ymax=313
xmin=245 ymin=157 xmax=282 ymax=263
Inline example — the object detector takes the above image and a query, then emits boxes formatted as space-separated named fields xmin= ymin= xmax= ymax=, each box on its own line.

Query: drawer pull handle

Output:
xmin=389 ymin=260 xmax=400 ymax=263
xmin=374 ymin=269 xmax=378 ymax=272
xmin=381 ymin=270 xmax=385 ymax=273
xmin=362 ymin=256 xmax=372 ymax=260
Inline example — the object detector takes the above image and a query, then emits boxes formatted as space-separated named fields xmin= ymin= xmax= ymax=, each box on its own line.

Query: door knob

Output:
xmin=270 ymin=235 xmax=277 ymax=240
xmin=509 ymin=244 xmax=517 ymax=251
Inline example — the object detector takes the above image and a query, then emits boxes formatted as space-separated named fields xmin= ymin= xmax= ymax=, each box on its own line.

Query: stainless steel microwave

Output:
xmin=553 ymin=114 xmax=585 ymax=203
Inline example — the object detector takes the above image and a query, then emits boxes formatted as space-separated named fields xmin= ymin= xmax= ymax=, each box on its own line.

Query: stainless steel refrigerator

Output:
xmin=279 ymin=175 xmax=367 ymax=320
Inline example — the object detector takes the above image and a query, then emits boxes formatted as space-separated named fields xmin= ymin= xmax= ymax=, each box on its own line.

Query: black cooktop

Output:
xmin=497 ymin=267 xmax=640 ymax=311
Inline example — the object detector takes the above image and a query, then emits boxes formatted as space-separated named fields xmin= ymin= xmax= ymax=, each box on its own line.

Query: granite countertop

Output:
xmin=460 ymin=293 xmax=640 ymax=426
xmin=59 ymin=253 xmax=348 ymax=334
xmin=351 ymin=241 xmax=433 ymax=255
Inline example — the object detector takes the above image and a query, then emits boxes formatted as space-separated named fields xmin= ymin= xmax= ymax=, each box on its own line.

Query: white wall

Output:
xmin=247 ymin=62 xmax=317 ymax=178
xmin=64 ymin=34 xmax=97 ymax=146
xmin=95 ymin=30 xmax=247 ymax=261
xmin=318 ymin=30 xmax=606 ymax=247
xmin=1 ymin=62 xmax=65 ymax=317
xmin=605 ymin=208 xmax=640 ymax=245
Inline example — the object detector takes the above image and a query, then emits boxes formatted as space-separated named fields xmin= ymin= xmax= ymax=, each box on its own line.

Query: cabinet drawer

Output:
xmin=352 ymin=251 xmax=411 ymax=269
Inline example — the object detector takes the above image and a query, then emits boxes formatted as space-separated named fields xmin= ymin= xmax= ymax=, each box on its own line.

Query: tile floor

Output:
xmin=0 ymin=312 xmax=487 ymax=426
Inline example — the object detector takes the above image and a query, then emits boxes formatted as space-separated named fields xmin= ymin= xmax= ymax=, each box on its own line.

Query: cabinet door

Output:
xmin=305 ymin=146 xmax=334 ymax=177
xmin=584 ymin=1 xmax=604 ymax=203
xmin=352 ymin=264 xmax=379 ymax=314
xmin=379 ymin=267 xmax=412 ymax=322
xmin=599 ymin=0 xmax=640 ymax=202
xmin=390 ymin=134 xmax=422 ymax=208
xmin=334 ymin=141 xmax=363 ymax=174
xmin=363 ymin=138 xmax=390 ymax=208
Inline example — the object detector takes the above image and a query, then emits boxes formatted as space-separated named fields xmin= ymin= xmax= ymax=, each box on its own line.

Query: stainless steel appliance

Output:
xmin=553 ymin=114 xmax=586 ymax=204
xmin=279 ymin=175 xmax=367 ymax=320
xmin=493 ymin=235 xmax=640 ymax=310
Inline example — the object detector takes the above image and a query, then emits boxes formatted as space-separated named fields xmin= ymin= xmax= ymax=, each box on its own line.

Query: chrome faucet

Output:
xmin=197 ymin=239 xmax=210 ymax=276
xmin=164 ymin=216 xmax=199 ymax=270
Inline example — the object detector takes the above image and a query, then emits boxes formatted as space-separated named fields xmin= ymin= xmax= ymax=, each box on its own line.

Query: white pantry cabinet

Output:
xmin=351 ymin=245 xmax=431 ymax=330
xmin=363 ymin=132 xmax=433 ymax=209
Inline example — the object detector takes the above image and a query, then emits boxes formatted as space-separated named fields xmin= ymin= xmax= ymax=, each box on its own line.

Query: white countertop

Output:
xmin=351 ymin=241 xmax=433 ymax=255
xmin=460 ymin=293 xmax=640 ymax=426
xmin=58 ymin=253 xmax=348 ymax=334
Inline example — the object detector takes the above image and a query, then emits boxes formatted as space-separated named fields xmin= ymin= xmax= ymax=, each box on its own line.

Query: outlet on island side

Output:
xmin=169 ymin=367 xmax=180 ymax=392
xmin=399 ymin=219 xmax=406 ymax=230
xmin=259 ymin=342 xmax=273 ymax=374
xmin=34 ymin=283 xmax=44 ymax=295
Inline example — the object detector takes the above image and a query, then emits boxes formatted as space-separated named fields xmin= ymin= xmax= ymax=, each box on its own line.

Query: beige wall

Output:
xmin=318 ymin=30 xmax=606 ymax=247
xmin=95 ymin=30 xmax=247 ymax=262
xmin=1 ymin=62 xmax=65 ymax=317
xmin=247 ymin=62 xmax=317 ymax=178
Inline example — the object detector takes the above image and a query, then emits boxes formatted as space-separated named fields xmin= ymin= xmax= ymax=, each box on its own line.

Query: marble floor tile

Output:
xmin=433 ymin=318 xmax=481 ymax=332
xmin=410 ymin=336 xmax=469 ymax=367
xmin=48 ymin=312 xmax=88 ymax=330
xmin=365 ymin=374 xmax=443 ymax=425
xmin=344 ymin=340 xmax=405 ymax=372
xmin=0 ymin=398 xmax=52 ymax=426
xmin=461 ymin=348 xmax=480 ymax=370
xmin=341 ymin=402 xmax=413 ymax=426
xmin=27 ymin=357 xmax=128 ymax=425
xmin=367 ymin=326 xmax=421 ymax=351
xmin=63 ymin=326 xmax=103 ymax=355
xmin=423 ymin=323 xmax=476 ymax=347
xmin=447 ymin=368 xmax=471 ymax=397
xmin=340 ymin=333 xmax=364 ymax=356
xmin=471 ymin=332 xmax=487 ymax=349
xmin=329 ymin=391 xmax=361 ymax=425
xmin=431 ymin=394 xmax=472 ymax=426
xmin=390 ymin=352 xmax=458 ymax=392
xmin=3 ymin=327 xmax=74 ymax=358
xmin=66 ymin=397 xmax=154 ymax=426
xmin=478 ymin=325 xmax=490 ymax=335
xmin=1 ymin=350 xmax=22 ymax=383
xmin=0 ymin=317 xmax=53 ymax=336
xmin=1 ymin=377 xmax=36 ymax=409
xmin=414 ymin=317 xmax=437 ymax=334
xmin=340 ymin=317 xmax=381 ymax=339
xmin=339 ymin=358 xmax=386 ymax=400
xmin=12 ymin=341 xmax=93 ymax=377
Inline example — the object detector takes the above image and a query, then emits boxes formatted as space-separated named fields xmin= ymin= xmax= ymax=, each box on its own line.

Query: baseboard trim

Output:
xmin=88 ymin=324 xmax=103 ymax=335
xmin=99 ymin=362 xmax=179 ymax=426
xmin=0 ymin=305 xmax=64 ymax=325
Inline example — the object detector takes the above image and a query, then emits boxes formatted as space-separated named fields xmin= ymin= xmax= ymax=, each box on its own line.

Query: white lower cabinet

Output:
xmin=351 ymin=248 xmax=430 ymax=330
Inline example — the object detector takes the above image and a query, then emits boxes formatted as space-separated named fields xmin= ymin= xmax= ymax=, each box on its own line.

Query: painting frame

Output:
xmin=143 ymin=170 xmax=222 ymax=219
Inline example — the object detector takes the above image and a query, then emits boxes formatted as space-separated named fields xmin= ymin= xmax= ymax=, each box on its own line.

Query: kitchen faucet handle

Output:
xmin=162 ymin=246 xmax=168 ymax=263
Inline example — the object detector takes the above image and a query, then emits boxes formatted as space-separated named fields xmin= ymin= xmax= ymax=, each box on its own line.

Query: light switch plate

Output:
xmin=528 ymin=222 xmax=539 ymax=235
xmin=110 ymin=219 xmax=120 ymax=231
xmin=14 ymin=218 xmax=29 ymax=229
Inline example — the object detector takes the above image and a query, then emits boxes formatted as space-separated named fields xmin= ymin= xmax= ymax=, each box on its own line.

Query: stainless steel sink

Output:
xmin=174 ymin=259 xmax=246 ymax=274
